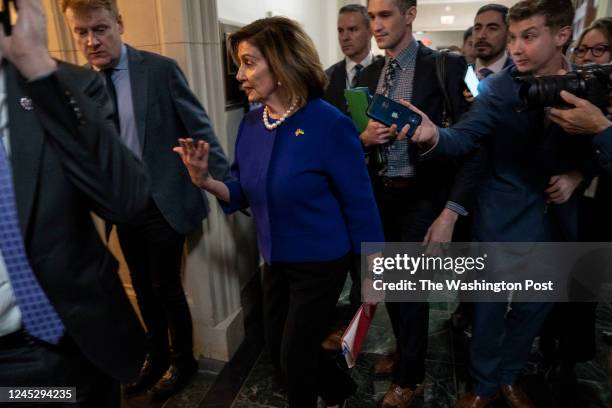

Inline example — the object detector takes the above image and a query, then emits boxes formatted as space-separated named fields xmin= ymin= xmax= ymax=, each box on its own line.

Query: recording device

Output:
xmin=367 ymin=94 xmax=422 ymax=139
xmin=0 ymin=0 xmax=13 ymax=36
xmin=518 ymin=63 xmax=611 ymax=111
xmin=464 ymin=65 xmax=480 ymax=97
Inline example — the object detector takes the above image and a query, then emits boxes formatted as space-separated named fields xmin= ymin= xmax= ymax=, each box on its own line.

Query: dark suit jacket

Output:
xmin=324 ymin=60 xmax=348 ymax=115
xmin=324 ymin=56 xmax=384 ymax=115
xmin=125 ymin=45 xmax=229 ymax=235
xmin=357 ymin=44 xmax=481 ymax=214
xmin=9 ymin=61 xmax=150 ymax=381
xmin=429 ymin=66 xmax=595 ymax=242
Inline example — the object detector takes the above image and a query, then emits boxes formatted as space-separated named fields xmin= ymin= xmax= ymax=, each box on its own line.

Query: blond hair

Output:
xmin=61 ymin=0 xmax=119 ymax=18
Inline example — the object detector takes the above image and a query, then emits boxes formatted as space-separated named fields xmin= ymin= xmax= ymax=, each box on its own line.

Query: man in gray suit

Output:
xmin=62 ymin=0 xmax=230 ymax=400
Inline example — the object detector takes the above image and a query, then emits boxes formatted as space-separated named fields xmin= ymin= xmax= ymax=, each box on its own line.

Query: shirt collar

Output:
xmin=115 ymin=44 xmax=129 ymax=70
xmin=345 ymin=52 xmax=374 ymax=73
xmin=387 ymin=38 xmax=418 ymax=69
xmin=475 ymin=52 xmax=508 ymax=75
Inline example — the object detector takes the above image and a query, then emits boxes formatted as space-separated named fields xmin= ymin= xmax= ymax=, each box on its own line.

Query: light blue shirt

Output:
xmin=107 ymin=44 xmax=142 ymax=158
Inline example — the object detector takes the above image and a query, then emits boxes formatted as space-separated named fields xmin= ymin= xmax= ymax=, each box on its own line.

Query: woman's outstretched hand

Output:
xmin=174 ymin=138 xmax=211 ymax=189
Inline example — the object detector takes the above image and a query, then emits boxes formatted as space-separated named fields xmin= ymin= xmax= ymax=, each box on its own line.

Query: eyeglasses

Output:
xmin=573 ymin=44 xmax=610 ymax=58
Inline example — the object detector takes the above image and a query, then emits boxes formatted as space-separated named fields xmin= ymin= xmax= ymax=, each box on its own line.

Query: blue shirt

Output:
xmin=221 ymin=99 xmax=384 ymax=263
xmin=107 ymin=44 xmax=142 ymax=158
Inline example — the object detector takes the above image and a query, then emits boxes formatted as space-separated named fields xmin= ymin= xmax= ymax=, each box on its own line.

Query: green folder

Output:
xmin=344 ymin=87 xmax=371 ymax=133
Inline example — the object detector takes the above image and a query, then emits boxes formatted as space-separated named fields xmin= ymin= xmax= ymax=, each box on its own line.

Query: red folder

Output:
xmin=341 ymin=304 xmax=377 ymax=368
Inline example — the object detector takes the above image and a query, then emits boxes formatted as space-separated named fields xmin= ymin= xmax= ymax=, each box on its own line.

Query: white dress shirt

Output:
xmin=345 ymin=52 xmax=374 ymax=88
xmin=475 ymin=51 xmax=509 ymax=78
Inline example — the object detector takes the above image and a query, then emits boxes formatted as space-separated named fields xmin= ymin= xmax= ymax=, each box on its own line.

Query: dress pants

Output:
xmin=0 ymin=332 xmax=119 ymax=407
xmin=262 ymin=253 xmax=356 ymax=408
xmin=375 ymin=178 xmax=439 ymax=389
xmin=470 ymin=301 xmax=553 ymax=397
xmin=116 ymin=199 xmax=195 ymax=369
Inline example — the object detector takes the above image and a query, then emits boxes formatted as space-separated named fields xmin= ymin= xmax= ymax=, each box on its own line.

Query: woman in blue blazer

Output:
xmin=175 ymin=17 xmax=384 ymax=408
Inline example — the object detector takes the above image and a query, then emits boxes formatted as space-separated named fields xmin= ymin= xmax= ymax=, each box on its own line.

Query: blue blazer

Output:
xmin=427 ymin=66 xmax=594 ymax=242
xmin=222 ymin=99 xmax=384 ymax=263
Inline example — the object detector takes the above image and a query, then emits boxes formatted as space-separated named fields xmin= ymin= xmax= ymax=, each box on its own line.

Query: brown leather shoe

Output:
xmin=500 ymin=384 xmax=534 ymax=408
xmin=454 ymin=392 xmax=498 ymax=408
xmin=381 ymin=383 xmax=424 ymax=408
xmin=321 ymin=327 xmax=345 ymax=352
xmin=372 ymin=351 xmax=398 ymax=375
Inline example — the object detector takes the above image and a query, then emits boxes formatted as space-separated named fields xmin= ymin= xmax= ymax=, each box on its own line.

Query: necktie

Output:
xmin=478 ymin=67 xmax=493 ymax=80
xmin=0 ymin=139 xmax=65 ymax=344
xmin=382 ymin=59 xmax=400 ymax=97
xmin=377 ymin=59 xmax=400 ymax=168
xmin=351 ymin=64 xmax=363 ymax=88
xmin=103 ymin=68 xmax=120 ymax=131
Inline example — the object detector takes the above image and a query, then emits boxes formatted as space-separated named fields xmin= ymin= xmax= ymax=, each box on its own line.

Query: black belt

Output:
xmin=380 ymin=176 xmax=417 ymax=190
xmin=0 ymin=330 xmax=36 ymax=349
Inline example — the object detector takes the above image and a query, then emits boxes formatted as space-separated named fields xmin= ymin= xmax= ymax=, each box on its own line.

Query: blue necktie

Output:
xmin=0 ymin=138 xmax=65 ymax=344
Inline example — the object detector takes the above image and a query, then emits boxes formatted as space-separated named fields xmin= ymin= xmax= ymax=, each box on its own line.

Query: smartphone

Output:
xmin=0 ymin=0 xmax=13 ymax=36
xmin=464 ymin=65 xmax=480 ymax=97
xmin=366 ymin=94 xmax=422 ymax=139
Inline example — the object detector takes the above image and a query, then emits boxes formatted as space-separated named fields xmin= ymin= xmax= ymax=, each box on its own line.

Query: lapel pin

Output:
xmin=295 ymin=129 xmax=304 ymax=137
xmin=20 ymin=97 xmax=33 ymax=111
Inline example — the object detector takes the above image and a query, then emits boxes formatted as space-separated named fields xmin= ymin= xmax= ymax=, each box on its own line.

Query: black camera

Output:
xmin=518 ymin=63 xmax=611 ymax=111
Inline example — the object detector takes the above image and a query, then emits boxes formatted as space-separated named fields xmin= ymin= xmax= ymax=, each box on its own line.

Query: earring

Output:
xmin=277 ymin=81 xmax=282 ymax=86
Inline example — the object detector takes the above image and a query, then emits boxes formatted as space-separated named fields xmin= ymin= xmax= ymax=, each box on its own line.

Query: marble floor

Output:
xmin=121 ymin=281 xmax=612 ymax=408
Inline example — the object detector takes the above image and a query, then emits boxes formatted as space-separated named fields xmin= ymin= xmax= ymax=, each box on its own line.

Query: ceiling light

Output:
xmin=440 ymin=15 xmax=455 ymax=25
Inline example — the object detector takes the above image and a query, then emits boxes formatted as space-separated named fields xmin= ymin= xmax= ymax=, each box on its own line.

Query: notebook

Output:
xmin=344 ymin=87 xmax=372 ymax=133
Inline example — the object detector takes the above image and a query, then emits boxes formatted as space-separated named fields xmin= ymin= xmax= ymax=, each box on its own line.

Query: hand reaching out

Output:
xmin=173 ymin=138 xmax=211 ymax=189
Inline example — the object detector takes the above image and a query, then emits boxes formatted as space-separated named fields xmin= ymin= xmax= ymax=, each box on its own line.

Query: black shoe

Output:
xmin=149 ymin=361 xmax=198 ymax=401
xmin=123 ymin=356 xmax=170 ymax=395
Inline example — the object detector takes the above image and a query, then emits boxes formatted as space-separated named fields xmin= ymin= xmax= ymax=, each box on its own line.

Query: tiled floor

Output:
xmin=121 ymin=281 xmax=612 ymax=407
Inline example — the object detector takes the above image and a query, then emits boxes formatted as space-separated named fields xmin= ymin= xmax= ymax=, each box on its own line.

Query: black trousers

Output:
xmin=375 ymin=179 xmax=440 ymax=388
xmin=116 ymin=199 xmax=195 ymax=368
xmin=262 ymin=254 xmax=356 ymax=408
xmin=0 ymin=332 xmax=119 ymax=407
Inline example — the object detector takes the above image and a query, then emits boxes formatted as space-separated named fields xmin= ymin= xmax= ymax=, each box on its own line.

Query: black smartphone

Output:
xmin=366 ymin=94 xmax=422 ymax=139
xmin=0 ymin=0 xmax=13 ymax=36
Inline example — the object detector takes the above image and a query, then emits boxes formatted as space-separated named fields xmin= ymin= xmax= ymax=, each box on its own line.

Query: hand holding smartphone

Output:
xmin=366 ymin=94 xmax=422 ymax=139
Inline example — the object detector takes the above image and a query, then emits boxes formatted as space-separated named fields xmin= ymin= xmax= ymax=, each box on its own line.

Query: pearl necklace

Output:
xmin=263 ymin=102 xmax=297 ymax=130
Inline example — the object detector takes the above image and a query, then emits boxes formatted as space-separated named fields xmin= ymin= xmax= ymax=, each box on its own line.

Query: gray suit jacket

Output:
xmin=9 ymin=60 xmax=150 ymax=381
xmin=125 ymin=44 xmax=230 ymax=235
